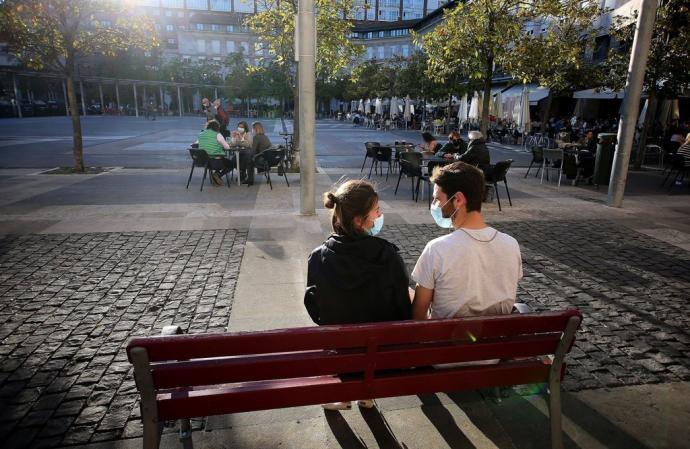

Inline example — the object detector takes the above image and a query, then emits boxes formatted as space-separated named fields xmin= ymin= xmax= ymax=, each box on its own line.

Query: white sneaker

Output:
xmin=357 ymin=399 xmax=375 ymax=409
xmin=322 ymin=402 xmax=351 ymax=411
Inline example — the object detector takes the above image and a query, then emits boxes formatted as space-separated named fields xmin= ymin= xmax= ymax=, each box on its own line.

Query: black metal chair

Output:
xmin=187 ymin=148 xmax=211 ymax=191
xmin=661 ymin=153 xmax=689 ymax=192
xmin=361 ymin=142 xmax=380 ymax=173
xmin=395 ymin=151 xmax=429 ymax=203
xmin=253 ymin=147 xmax=290 ymax=190
xmin=368 ymin=146 xmax=393 ymax=181
xmin=207 ymin=155 xmax=235 ymax=188
xmin=485 ymin=159 xmax=514 ymax=212
xmin=525 ymin=146 xmax=544 ymax=178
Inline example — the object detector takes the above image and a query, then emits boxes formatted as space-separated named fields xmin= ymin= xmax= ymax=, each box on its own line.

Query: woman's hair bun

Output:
xmin=323 ymin=192 xmax=338 ymax=209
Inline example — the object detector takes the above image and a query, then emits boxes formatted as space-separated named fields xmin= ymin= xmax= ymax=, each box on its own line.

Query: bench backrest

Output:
xmin=126 ymin=310 xmax=582 ymax=392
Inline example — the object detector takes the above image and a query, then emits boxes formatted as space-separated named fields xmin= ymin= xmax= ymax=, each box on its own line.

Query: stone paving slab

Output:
xmin=0 ymin=230 xmax=246 ymax=449
xmin=379 ymin=220 xmax=690 ymax=392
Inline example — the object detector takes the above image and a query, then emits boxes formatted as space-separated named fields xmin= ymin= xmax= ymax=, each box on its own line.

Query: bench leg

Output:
xmin=179 ymin=418 xmax=191 ymax=440
xmin=143 ymin=420 xmax=162 ymax=449
xmin=549 ymin=378 xmax=564 ymax=449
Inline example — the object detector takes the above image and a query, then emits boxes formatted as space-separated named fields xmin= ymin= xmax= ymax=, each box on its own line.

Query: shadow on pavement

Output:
xmin=358 ymin=405 xmax=406 ymax=449
xmin=418 ymin=393 xmax=475 ymax=449
xmin=325 ymin=410 xmax=366 ymax=448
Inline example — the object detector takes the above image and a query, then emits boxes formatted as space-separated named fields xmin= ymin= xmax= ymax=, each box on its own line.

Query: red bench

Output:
xmin=127 ymin=309 xmax=581 ymax=449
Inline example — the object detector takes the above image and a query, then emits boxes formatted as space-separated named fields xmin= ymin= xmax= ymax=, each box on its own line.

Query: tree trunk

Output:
xmin=66 ymin=74 xmax=84 ymax=172
xmin=541 ymin=92 xmax=553 ymax=134
xmin=480 ymin=57 xmax=493 ymax=137
xmin=634 ymin=92 xmax=657 ymax=169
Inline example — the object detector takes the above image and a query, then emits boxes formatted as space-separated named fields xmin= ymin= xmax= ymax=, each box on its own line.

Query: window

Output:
xmin=197 ymin=39 xmax=206 ymax=53
xmin=234 ymin=0 xmax=254 ymax=12
xmin=377 ymin=46 xmax=384 ymax=59
xmin=226 ymin=25 xmax=235 ymax=32
xmin=166 ymin=38 xmax=178 ymax=49
xmin=196 ymin=23 xmax=204 ymax=31
xmin=212 ymin=40 xmax=221 ymax=54
xmin=391 ymin=45 xmax=398 ymax=56
xmin=165 ymin=10 xmax=173 ymax=16
xmin=166 ymin=24 xmax=174 ymax=31
xmin=402 ymin=45 xmax=409 ymax=57
xmin=240 ymin=41 xmax=249 ymax=54
xmin=101 ymin=20 xmax=112 ymax=27
xmin=186 ymin=0 xmax=208 ymax=10
xmin=211 ymin=24 xmax=220 ymax=31
xmin=211 ymin=0 xmax=231 ymax=11
xmin=226 ymin=41 xmax=236 ymax=52
xmin=161 ymin=0 xmax=184 ymax=8
xmin=213 ymin=56 xmax=221 ymax=61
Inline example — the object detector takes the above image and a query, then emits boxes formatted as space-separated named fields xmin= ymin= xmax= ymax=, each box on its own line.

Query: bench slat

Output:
xmin=155 ymin=360 xmax=550 ymax=420
xmin=128 ymin=310 xmax=581 ymax=363
xmin=148 ymin=333 xmax=560 ymax=389
xmin=151 ymin=350 xmax=368 ymax=389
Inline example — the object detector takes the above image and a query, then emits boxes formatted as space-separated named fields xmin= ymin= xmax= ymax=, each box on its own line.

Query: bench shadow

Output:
xmin=418 ymin=393 xmax=475 ymax=449
xmin=324 ymin=410 xmax=367 ymax=449
xmin=358 ymin=405 xmax=407 ymax=449
xmin=446 ymin=387 xmax=651 ymax=449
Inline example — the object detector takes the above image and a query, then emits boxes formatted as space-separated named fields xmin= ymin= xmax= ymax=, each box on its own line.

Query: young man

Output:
xmin=411 ymin=162 xmax=522 ymax=320
xmin=436 ymin=131 xmax=467 ymax=159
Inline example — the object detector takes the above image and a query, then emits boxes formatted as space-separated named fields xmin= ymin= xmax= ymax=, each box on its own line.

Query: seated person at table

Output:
xmin=455 ymin=130 xmax=490 ymax=172
xmin=250 ymin=121 xmax=272 ymax=180
xmin=197 ymin=120 xmax=232 ymax=186
xmin=231 ymin=121 xmax=254 ymax=184
xmin=436 ymin=131 xmax=467 ymax=159
xmin=420 ymin=132 xmax=441 ymax=153
xmin=411 ymin=162 xmax=522 ymax=320
xmin=305 ymin=180 xmax=411 ymax=410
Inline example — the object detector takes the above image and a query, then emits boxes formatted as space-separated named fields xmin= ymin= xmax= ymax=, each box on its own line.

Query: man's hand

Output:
xmin=412 ymin=285 xmax=433 ymax=320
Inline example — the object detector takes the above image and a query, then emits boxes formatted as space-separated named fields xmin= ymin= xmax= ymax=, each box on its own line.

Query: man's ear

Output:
xmin=454 ymin=192 xmax=468 ymax=210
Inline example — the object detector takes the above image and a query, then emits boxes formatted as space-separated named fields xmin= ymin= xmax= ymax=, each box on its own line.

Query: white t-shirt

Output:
xmin=411 ymin=227 xmax=523 ymax=319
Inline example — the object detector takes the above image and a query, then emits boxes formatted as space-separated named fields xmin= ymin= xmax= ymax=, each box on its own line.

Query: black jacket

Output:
xmin=304 ymin=234 xmax=412 ymax=325
xmin=458 ymin=138 xmax=490 ymax=171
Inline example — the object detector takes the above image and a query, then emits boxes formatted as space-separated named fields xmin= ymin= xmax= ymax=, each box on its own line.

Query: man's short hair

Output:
xmin=430 ymin=162 xmax=485 ymax=212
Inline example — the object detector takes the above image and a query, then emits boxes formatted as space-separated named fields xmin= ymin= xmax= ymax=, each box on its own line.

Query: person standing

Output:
xmin=411 ymin=162 xmax=522 ymax=320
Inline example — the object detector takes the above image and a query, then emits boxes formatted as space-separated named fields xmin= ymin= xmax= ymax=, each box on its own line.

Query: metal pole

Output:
xmin=607 ymin=0 xmax=658 ymax=208
xmin=115 ymin=82 xmax=121 ymax=115
xmin=214 ymin=87 xmax=218 ymax=100
xmin=177 ymin=86 xmax=183 ymax=117
xmin=298 ymin=0 xmax=316 ymax=215
xmin=62 ymin=80 xmax=69 ymax=116
xmin=80 ymin=81 xmax=87 ymax=117
xmin=13 ymin=73 xmax=22 ymax=118
xmin=159 ymin=86 xmax=164 ymax=112
xmin=133 ymin=83 xmax=139 ymax=117
xmin=98 ymin=83 xmax=104 ymax=112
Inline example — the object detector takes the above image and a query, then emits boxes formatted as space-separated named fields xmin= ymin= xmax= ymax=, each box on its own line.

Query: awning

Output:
xmin=573 ymin=88 xmax=624 ymax=99
xmin=501 ymin=84 xmax=549 ymax=105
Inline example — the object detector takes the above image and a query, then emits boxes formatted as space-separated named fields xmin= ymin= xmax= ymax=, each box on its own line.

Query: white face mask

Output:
xmin=237 ymin=127 xmax=245 ymax=133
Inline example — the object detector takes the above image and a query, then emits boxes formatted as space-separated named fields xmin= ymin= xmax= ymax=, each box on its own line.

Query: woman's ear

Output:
xmin=352 ymin=215 xmax=365 ymax=231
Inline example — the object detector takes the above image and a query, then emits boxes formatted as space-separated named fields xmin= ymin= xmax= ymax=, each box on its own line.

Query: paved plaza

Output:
xmin=0 ymin=116 xmax=689 ymax=448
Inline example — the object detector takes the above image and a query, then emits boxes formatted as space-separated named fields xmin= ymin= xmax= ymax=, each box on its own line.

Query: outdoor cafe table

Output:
xmin=225 ymin=143 xmax=249 ymax=186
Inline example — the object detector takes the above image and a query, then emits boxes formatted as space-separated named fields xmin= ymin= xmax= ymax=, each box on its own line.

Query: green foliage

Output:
xmin=246 ymin=0 xmax=365 ymax=86
xmin=0 ymin=0 xmax=158 ymax=73
xmin=602 ymin=0 xmax=690 ymax=98
xmin=508 ymin=0 xmax=605 ymax=95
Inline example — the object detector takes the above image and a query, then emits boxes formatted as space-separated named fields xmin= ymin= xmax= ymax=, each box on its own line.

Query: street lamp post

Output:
xmin=607 ymin=0 xmax=658 ymax=208
xmin=298 ymin=0 xmax=316 ymax=216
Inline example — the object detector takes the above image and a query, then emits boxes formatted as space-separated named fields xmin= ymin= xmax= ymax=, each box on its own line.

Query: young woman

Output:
xmin=420 ymin=132 xmax=440 ymax=153
xmin=231 ymin=120 xmax=254 ymax=184
xmin=304 ymin=180 xmax=412 ymax=410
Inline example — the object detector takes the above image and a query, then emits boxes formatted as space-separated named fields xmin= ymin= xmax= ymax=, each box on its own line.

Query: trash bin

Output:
xmin=594 ymin=133 xmax=616 ymax=185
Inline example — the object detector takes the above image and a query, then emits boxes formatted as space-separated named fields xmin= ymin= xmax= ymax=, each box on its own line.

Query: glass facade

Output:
xmin=186 ymin=0 xmax=207 ymax=10
xmin=211 ymin=0 xmax=231 ymax=11
xmin=234 ymin=0 xmax=254 ymax=12
xmin=161 ymin=0 xmax=184 ymax=8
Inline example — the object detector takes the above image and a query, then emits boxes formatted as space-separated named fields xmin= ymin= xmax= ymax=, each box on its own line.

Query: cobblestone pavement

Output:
xmin=380 ymin=221 xmax=690 ymax=392
xmin=0 ymin=230 xmax=246 ymax=449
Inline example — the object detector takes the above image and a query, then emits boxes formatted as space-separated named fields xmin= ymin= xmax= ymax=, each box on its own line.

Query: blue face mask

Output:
xmin=430 ymin=196 xmax=457 ymax=228
xmin=367 ymin=214 xmax=384 ymax=236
